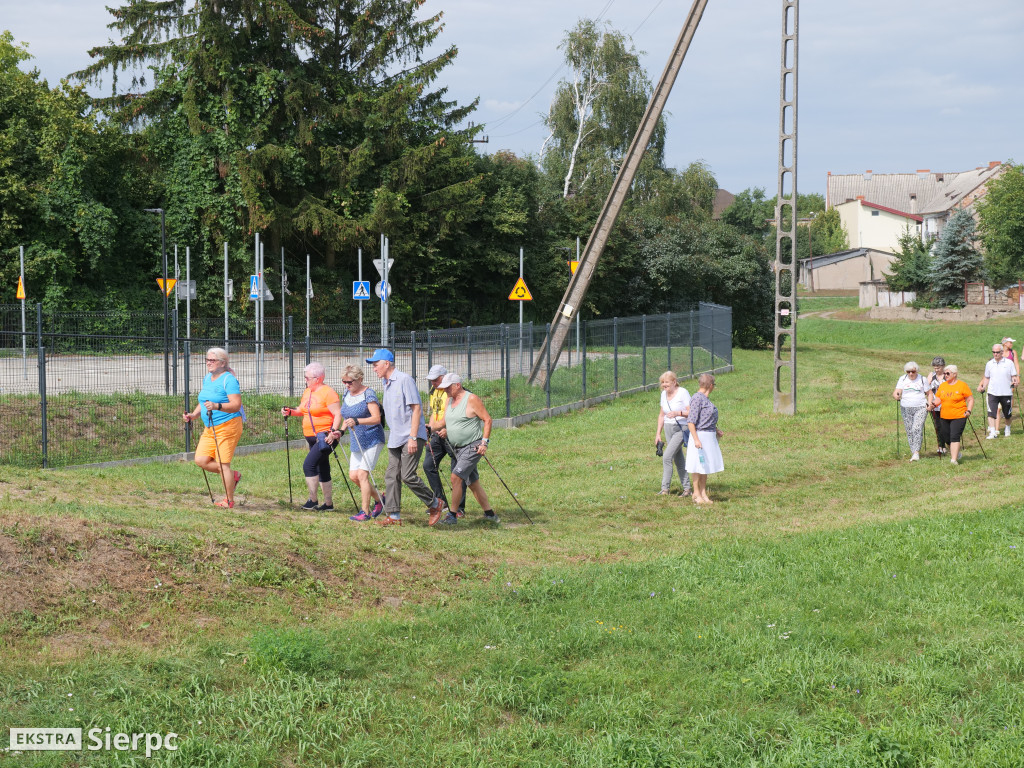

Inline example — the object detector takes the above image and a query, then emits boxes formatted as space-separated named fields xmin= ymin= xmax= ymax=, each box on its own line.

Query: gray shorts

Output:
xmin=451 ymin=440 xmax=483 ymax=484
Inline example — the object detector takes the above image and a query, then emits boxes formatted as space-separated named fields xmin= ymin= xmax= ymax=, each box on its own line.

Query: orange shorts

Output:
xmin=195 ymin=417 xmax=243 ymax=464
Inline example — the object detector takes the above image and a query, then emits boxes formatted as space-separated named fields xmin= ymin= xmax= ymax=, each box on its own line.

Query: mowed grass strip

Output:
xmin=3 ymin=311 xmax=1024 ymax=765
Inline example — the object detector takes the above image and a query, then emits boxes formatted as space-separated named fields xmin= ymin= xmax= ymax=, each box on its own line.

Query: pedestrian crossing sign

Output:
xmin=249 ymin=275 xmax=260 ymax=299
xmin=508 ymin=277 xmax=532 ymax=301
xmin=353 ymin=280 xmax=371 ymax=300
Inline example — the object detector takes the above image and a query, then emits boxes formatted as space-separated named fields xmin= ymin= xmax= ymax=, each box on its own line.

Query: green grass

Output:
xmin=3 ymin=310 xmax=1024 ymax=765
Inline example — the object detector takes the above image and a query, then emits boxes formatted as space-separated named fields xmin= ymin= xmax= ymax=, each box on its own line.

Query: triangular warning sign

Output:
xmin=508 ymin=277 xmax=533 ymax=301
xmin=156 ymin=278 xmax=177 ymax=297
xmin=568 ymin=260 xmax=579 ymax=275
xmin=16 ymin=276 xmax=26 ymax=300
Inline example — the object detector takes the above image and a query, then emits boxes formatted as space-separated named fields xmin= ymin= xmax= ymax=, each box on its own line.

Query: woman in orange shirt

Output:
xmin=931 ymin=364 xmax=974 ymax=466
xmin=282 ymin=362 xmax=343 ymax=510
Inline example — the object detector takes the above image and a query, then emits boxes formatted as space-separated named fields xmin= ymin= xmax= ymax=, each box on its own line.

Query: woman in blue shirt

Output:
xmin=183 ymin=347 xmax=243 ymax=508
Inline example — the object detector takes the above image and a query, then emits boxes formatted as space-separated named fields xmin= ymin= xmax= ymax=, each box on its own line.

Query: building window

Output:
xmin=871 ymin=210 xmax=880 ymax=216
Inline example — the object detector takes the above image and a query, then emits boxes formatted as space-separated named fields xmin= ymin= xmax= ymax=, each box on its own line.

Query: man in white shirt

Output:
xmin=978 ymin=343 xmax=1019 ymax=438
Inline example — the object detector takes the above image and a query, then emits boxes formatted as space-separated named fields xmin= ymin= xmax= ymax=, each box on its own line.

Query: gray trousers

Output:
xmin=384 ymin=438 xmax=435 ymax=515
xmin=662 ymin=420 xmax=691 ymax=492
xmin=901 ymin=405 xmax=927 ymax=453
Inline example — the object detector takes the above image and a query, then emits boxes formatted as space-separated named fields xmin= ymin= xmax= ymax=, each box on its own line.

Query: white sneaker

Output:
xmin=1006 ymin=425 xmax=1012 ymax=437
xmin=951 ymin=458 xmax=959 ymax=465
xmin=910 ymin=452 xmax=919 ymax=461
xmin=986 ymin=428 xmax=997 ymax=439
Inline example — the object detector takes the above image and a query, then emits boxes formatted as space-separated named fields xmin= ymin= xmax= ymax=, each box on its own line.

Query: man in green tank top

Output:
xmin=436 ymin=373 xmax=499 ymax=526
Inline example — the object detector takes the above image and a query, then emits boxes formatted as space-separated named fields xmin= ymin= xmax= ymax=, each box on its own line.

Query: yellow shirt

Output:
xmin=427 ymin=388 xmax=448 ymax=426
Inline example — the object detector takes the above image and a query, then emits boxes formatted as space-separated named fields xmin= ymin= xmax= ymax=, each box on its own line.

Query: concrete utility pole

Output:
xmin=529 ymin=0 xmax=709 ymax=386
xmin=773 ymin=0 xmax=799 ymax=414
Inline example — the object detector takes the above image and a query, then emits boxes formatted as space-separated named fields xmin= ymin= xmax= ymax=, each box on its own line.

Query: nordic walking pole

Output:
xmin=1015 ymin=385 xmax=1024 ymax=434
xmin=482 ymin=453 xmax=533 ymax=525
xmin=208 ymin=407 xmax=233 ymax=505
xmin=191 ymin=414 xmax=215 ymax=503
xmin=894 ymin=399 xmax=901 ymax=459
xmin=330 ymin=438 xmax=362 ymax=515
xmin=284 ymin=414 xmax=293 ymax=506
xmin=965 ymin=412 xmax=988 ymax=459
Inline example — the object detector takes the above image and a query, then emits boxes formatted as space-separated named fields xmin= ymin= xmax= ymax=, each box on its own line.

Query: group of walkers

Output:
xmin=185 ymin=346 xmax=499 ymax=527
xmin=654 ymin=371 xmax=725 ymax=504
xmin=893 ymin=337 xmax=1020 ymax=465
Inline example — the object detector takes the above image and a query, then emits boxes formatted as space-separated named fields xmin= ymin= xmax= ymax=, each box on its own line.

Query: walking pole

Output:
xmin=209 ymin=410 xmax=233 ymax=505
xmin=330 ymin=439 xmax=362 ymax=515
xmin=192 ymin=415 xmax=215 ymax=503
xmin=1015 ymin=385 xmax=1024 ymax=434
xmin=965 ymin=412 xmax=988 ymax=459
xmin=284 ymin=414 xmax=293 ymax=506
xmin=894 ymin=399 xmax=901 ymax=459
xmin=482 ymin=453 xmax=533 ymax=525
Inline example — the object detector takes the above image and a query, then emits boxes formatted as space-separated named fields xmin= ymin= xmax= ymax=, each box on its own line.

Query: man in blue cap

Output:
xmin=365 ymin=348 xmax=446 ymax=526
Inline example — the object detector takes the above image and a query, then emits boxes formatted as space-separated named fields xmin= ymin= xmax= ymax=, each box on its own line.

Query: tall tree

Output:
xmin=883 ymin=225 xmax=932 ymax=293
xmin=929 ymin=208 xmax=984 ymax=306
xmin=541 ymin=19 xmax=664 ymax=200
xmin=977 ymin=163 xmax=1024 ymax=286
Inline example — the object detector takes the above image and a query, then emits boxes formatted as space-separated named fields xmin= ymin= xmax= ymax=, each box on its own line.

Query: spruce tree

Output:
xmin=929 ymin=208 xmax=984 ymax=306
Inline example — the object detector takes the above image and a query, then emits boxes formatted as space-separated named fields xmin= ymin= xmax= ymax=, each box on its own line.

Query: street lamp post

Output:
xmin=145 ymin=208 xmax=169 ymax=394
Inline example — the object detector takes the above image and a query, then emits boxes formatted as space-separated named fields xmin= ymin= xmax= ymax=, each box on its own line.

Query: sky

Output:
xmin=4 ymin=0 xmax=1023 ymax=196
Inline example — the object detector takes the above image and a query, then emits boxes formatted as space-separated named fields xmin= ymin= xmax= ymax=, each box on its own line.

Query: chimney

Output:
xmin=916 ymin=169 xmax=930 ymax=180
xmin=989 ymin=160 xmax=1002 ymax=169
xmin=864 ymin=170 xmax=873 ymax=180
xmin=856 ymin=195 xmax=865 ymax=201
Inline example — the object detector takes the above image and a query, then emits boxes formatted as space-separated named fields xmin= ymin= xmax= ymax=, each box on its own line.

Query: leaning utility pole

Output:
xmin=528 ymin=0 xmax=710 ymax=386
xmin=773 ymin=0 xmax=799 ymax=414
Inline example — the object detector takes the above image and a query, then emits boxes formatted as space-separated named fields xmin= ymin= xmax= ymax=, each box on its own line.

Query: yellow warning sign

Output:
xmin=156 ymin=278 xmax=178 ymax=297
xmin=508 ymin=277 xmax=533 ymax=301
xmin=569 ymin=260 xmax=579 ymax=275
xmin=16 ymin=276 xmax=26 ymax=300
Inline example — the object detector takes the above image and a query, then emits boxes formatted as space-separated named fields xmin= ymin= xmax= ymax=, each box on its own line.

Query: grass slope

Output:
xmin=2 ymin=312 xmax=1023 ymax=765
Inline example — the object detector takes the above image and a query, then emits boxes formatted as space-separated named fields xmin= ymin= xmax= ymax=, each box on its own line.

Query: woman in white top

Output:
xmin=892 ymin=361 xmax=928 ymax=461
xmin=655 ymin=371 xmax=691 ymax=496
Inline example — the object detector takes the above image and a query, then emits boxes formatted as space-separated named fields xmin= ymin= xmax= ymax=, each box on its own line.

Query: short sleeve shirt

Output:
xmin=660 ymin=386 xmax=691 ymax=420
xmin=381 ymin=369 xmax=428 ymax=448
xmin=984 ymin=358 xmax=1017 ymax=397
xmin=936 ymin=379 xmax=972 ymax=420
xmin=296 ymin=385 xmax=340 ymax=436
xmin=427 ymin=388 xmax=449 ymax=426
xmin=687 ymin=391 xmax=719 ymax=432
xmin=341 ymin=388 xmax=385 ymax=450
xmin=198 ymin=371 xmax=241 ymax=427
xmin=896 ymin=374 xmax=928 ymax=408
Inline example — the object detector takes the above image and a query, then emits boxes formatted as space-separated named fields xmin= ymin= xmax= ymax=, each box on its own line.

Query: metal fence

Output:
xmin=0 ymin=303 xmax=731 ymax=468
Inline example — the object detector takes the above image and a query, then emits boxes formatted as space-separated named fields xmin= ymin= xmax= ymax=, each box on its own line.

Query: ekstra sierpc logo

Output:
xmin=9 ymin=728 xmax=179 ymax=757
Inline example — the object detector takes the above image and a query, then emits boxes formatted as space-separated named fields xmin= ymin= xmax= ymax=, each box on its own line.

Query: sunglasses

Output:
xmin=342 ymin=380 xmax=354 ymax=385
xmin=205 ymin=359 xmax=220 ymax=363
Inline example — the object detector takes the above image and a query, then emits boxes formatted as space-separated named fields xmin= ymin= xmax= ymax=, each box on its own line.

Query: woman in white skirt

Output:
xmin=685 ymin=373 xmax=725 ymax=505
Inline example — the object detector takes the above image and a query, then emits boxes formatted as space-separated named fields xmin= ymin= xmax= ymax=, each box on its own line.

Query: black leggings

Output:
xmin=938 ymin=416 xmax=967 ymax=446
xmin=304 ymin=436 xmax=333 ymax=481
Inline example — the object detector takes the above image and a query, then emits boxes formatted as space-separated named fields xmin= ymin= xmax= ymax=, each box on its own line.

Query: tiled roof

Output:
xmin=798 ymin=247 xmax=892 ymax=269
xmin=827 ymin=163 xmax=1005 ymax=215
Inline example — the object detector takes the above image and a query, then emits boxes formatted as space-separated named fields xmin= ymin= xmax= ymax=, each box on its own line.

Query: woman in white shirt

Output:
xmin=892 ymin=361 xmax=928 ymax=461
xmin=655 ymin=371 xmax=691 ymax=496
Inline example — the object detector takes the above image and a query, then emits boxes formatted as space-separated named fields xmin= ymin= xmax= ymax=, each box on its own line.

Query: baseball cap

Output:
xmin=425 ymin=364 xmax=447 ymax=381
xmin=439 ymin=372 xmax=462 ymax=388
xmin=365 ymin=348 xmax=395 ymax=363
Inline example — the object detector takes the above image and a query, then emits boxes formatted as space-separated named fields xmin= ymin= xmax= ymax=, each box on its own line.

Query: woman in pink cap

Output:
xmin=1003 ymin=337 xmax=1019 ymax=376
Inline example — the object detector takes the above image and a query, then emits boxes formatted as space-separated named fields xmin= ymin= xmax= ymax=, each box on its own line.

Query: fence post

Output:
xmin=466 ymin=327 xmax=472 ymax=381
xmin=500 ymin=324 xmax=506 ymax=381
xmin=172 ymin=306 xmax=179 ymax=396
xmin=528 ymin=321 xmax=534 ymax=372
xmin=613 ymin=317 xmax=619 ymax=393
xmin=410 ymin=331 xmax=417 ymax=380
xmin=184 ymin=339 xmax=192 ymax=452
xmin=581 ymin=320 xmax=588 ymax=401
xmin=709 ymin=307 xmax=715 ymax=370
xmin=427 ymin=329 xmax=433 ymax=372
xmin=36 ymin=303 xmax=47 ymax=468
xmin=288 ymin=316 xmax=294 ymax=399
xmin=504 ymin=324 xmax=511 ymax=419
xmin=545 ymin=322 xmax=551 ymax=410
xmin=641 ymin=315 xmax=647 ymax=387
xmin=690 ymin=310 xmax=695 ymax=378
xmin=666 ymin=312 xmax=671 ymax=372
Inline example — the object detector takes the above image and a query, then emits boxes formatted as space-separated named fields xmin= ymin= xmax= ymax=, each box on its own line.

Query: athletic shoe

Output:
xmin=439 ymin=511 xmax=458 ymax=526
xmin=482 ymin=511 xmax=500 ymax=524
xmin=316 ymin=503 xmax=334 ymax=512
xmin=349 ymin=510 xmax=372 ymax=521
xmin=371 ymin=499 xmax=384 ymax=518
xmin=377 ymin=516 xmax=402 ymax=526
xmin=300 ymin=499 xmax=318 ymax=510
xmin=214 ymin=499 xmax=234 ymax=508
xmin=910 ymin=452 xmax=919 ymax=461
xmin=456 ymin=509 xmax=465 ymax=518
xmin=951 ymin=459 xmax=959 ymax=465
xmin=427 ymin=499 xmax=448 ymax=526
xmin=987 ymin=428 xmax=997 ymax=440
xmin=233 ymin=470 xmax=242 ymax=486
xmin=1006 ymin=425 xmax=1012 ymax=437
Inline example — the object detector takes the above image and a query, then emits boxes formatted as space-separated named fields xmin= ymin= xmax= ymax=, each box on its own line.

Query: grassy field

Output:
xmin=2 ymin=311 xmax=1024 ymax=765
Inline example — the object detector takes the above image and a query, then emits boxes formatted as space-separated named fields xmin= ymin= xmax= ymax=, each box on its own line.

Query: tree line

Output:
xmin=0 ymin=6 xmax=830 ymax=348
